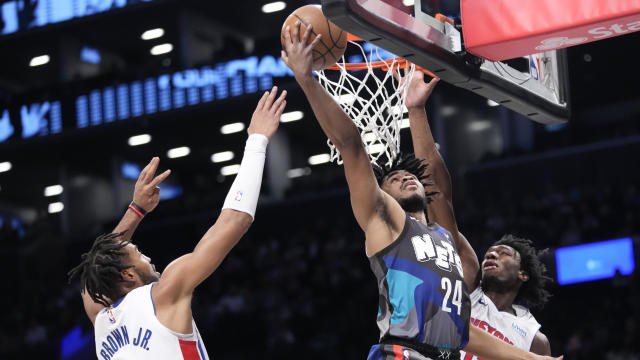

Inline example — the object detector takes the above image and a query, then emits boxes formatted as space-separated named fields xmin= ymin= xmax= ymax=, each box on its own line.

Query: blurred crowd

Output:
xmin=1 ymin=151 xmax=638 ymax=360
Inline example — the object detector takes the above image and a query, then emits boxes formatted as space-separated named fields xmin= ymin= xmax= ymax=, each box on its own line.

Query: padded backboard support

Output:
xmin=322 ymin=0 xmax=570 ymax=124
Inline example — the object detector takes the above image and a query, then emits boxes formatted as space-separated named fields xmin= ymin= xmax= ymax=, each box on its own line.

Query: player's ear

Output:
xmin=121 ymin=267 xmax=136 ymax=282
xmin=518 ymin=270 xmax=529 ymax=282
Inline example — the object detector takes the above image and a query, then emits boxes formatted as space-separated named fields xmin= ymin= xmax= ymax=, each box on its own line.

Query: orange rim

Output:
xmin=327 ymin=58 xmax=438 ymax=79
xmin=346 ymin=33 xmax=363 ymax=41
xmin=330 ymin=34 xmax=438 ymax=78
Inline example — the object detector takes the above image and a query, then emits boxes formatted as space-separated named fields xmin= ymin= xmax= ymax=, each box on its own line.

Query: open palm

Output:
xmin=399 ymin=68 xmax=439 ymax=109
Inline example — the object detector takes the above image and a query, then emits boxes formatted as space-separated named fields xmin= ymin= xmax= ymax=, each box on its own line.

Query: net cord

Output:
xmin=316 ymin=41 xmax=417 ymax=168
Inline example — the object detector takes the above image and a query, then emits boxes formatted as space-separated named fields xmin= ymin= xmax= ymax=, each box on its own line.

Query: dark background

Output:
xmin=0 ymin=0 xmax=638 ymax=359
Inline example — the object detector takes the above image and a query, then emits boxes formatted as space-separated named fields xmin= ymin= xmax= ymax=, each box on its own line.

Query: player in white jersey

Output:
xmin=68 ymin=87 xmax=287 ymax=360
xmin=400 ymin=70 xmax=554 ymax=358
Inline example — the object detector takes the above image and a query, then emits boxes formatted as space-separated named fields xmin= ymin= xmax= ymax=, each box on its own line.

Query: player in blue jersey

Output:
xmin=399 ymin=69 xmax=554 ymax=359
xmin=282 ymin=21 xmax=561 ymax=360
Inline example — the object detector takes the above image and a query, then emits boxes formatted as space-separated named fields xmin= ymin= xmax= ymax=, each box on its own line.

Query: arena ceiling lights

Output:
xmin=0 ymin=161 xmax=11 ymax=173
xmin=44 ymin=185 xmax=63 ymax=197
xmin=141 ymin=28 xmax=165 ymax=40
xmin=280 ymin=111 xmax=304 ymax=123
xmin=220 ymin=164 xmax=241 ymax=176
xmin=211 ymin=151 xmax=234 ymax=163
xmin=128 ymin=134 xmax=152 ymax=146
xmin=262 ymin=2 xmax=287 ymax=13
xmin=220 ymin=123 xmax=245 ymax=135
xmin=29 ymin=55 xmax=50 ymax=67
xmin=167 ymin=146 xmax=190 ymax=159
xmin=150 ymin=43 xmax=173 ymax=56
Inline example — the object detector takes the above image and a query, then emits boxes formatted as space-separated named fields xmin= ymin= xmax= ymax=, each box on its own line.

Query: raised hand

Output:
xmin=281 ymin=21 xmax=323 ymax=78
xmin=247 ymin=86 xmax=287 ymax=140
xmin=132 ymin=157 xmax=171 ymax=213
xmin=395 ymin=66 xmax=439 ymax=109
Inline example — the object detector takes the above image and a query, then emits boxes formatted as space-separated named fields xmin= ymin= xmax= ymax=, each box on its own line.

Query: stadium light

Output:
xmin=0 ymin=161 xmax=11 ymax=173
xmin=141 ymin=28 xmax=165 ymax=40
xmin=167 ymin=146 xmax=190 ymax=158
xmin=30 ymin=55 xmax=50 ymax=67
xmin=468 ymin=120 xmax=492 ymax=132
xmin=262 ymin=2 xmax=286 ymax=13
xmin=280 ymin=111 xmax=304 ymax=123
xmin=220 ymin=122 xmax=245 ymax=134
xmin=48 ymin=202 xmax=64 ymax=214
xmin=150 ymin=43 xmax=173 ymax=56
xmin=220 ymin=164 xmax=241 ymax=176
xmin=128 ymin=134 xmax=151 ymax=146
xmin=308 ymin=153 xmax=331 ymax=165
xmin=44 ymin=185 xmax=63 ymax=197
xmin=287 ymin=167 xmax=312 ymax=178
xmin=211 ymin=151 xmax=234 ymax=163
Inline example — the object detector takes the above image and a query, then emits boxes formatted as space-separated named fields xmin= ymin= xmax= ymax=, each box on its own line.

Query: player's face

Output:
xmin=381 ymin=170 xmax=425 ymax=203
xmin=481 ymin=245 xmax=522 ymax=283
xmin=125 ymin=243 xmax=160 ymax=285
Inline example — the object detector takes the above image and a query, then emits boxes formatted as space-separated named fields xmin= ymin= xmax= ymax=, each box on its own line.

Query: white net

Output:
xmin=316 ymin=41 xmax=416 ymax=168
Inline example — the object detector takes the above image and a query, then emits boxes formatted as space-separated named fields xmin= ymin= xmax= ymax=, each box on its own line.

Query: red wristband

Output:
xmin=128 ymin=201 xmax=147 ymax=218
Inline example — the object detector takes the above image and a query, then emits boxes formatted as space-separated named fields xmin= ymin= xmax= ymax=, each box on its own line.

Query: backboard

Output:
xmin=321 ymin=0 xmax=571 ymax=124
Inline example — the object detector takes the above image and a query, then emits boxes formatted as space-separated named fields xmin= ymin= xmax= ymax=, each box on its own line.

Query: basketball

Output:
xmin=281 ymin=4 xmax=347 ymax=70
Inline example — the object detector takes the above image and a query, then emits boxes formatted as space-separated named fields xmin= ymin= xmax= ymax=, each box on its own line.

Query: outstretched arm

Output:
xmin=281 ymin=22 xmax=404 ymax=255
xmin=404 ymin=70 xmax=480 ymax=290
xmin=466 ymin=326 xmax=561 ymax=360
xmin=112 ymin=157 xmax=170 ymax=240
xmin=152 ymin=86 xmax=285 ymax=309
xmin=82 ymin=158 xmax=171 ymax=323
xmin=531 ymin=331 xmax=552 ymax=356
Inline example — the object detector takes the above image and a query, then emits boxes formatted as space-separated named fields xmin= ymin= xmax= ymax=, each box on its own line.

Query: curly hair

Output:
xmin=67 ymin=231 xmax=133 ymax=307
xmin=493 ymin=234 xmax=552 ymax=309
xmin=373 ymin=153 xmax=438 ymax=204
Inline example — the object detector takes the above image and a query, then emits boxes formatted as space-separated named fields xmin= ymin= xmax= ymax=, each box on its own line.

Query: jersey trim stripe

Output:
xmin=392 ymin=345 xmax=403 ymax=360
xmin=150 ymin=282 xmax=157 ymax=315
xmin=179 ymin=339 xmax=201 ymax=360
xmin=197 ymin=339 xmax=206 ymax=360
xmin=111 ymin=293 xmax=127 ymax=308
xmin=195 ymin=327 xmax=207 ymax=360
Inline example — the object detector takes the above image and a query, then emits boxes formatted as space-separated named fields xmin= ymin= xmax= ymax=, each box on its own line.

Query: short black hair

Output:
xmin=67 ymin=231 xmax=133 ymax=307
xmin=373 ymin=153 xmax=437 ymax=203
xmin=493 ymin=234 xmax=552 ymax=309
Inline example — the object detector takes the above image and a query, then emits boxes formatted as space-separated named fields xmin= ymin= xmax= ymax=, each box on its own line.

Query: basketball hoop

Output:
xmin=317 ymin=35 xmax=437 ymax=167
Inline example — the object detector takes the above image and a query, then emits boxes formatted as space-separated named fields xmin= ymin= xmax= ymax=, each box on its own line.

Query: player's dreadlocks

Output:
xmin=373 ymin=153 xmax=438 ymax=204
xmin=67 ymin=231 xmax=133 ymax=307
xmin=493 ymin=234 xmax=552 ymax=309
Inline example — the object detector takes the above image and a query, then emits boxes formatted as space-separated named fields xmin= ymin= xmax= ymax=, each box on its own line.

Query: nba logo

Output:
xmin=529 ymin=56 xmax=539 ymax=80
xmin=402 ymin=349 xmax=411 ymax=360
xmin=234 ymin=191 xmax=243 ymax=201
xmin=108 ymin=308 xmax=116 ymax=324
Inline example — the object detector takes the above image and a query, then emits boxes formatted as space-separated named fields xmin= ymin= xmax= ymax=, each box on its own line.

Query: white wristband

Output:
xmin=222 ymin=134 xmax=269 ymax=219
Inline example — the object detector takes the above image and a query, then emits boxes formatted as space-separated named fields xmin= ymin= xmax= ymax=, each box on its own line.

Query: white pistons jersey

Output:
xmin=94 ymin=283 xmax=209 ymax=360
xmin=460 ymin=287 xmax=541 ymax=360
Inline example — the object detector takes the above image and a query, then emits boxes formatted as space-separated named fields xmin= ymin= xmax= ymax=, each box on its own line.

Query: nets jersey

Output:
xmin=94 ymin=283 xmax=209 ymax=360
xmin=460 ymin=287 xmax=541 ymax=360
xmin=369 ymin=214 xmax=471 ymax=353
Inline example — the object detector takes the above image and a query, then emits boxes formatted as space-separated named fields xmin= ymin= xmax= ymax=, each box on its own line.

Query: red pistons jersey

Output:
xmin=94 ymin=283 xmax=209 ymax=360
xmin=460 ymin=287 xmax=541 ymax=360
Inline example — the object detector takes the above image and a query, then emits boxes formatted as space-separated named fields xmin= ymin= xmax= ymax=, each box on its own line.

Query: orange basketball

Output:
xmin=281 ymin=4 xmax=348 ymax=70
